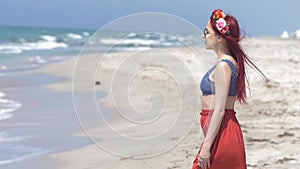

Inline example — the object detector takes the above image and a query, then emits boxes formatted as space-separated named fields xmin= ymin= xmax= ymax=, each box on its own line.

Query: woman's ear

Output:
xmin=217 ymin=36 xmax=222 ymax=42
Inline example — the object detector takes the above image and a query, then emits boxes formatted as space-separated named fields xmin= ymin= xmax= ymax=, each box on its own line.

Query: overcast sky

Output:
xmin=0 ymin=0 xmax=299 ymax=36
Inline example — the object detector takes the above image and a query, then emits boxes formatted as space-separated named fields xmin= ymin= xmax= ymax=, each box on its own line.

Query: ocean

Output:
xmin=0 ymin=25 xmax=203 ymax=166
xmin=0 ymin=25 xmax=202 ymax=120
xmin=0 ymin=25 xmax=203 ymax=71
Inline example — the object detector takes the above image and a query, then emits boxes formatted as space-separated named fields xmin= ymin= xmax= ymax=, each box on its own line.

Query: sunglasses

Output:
xmin=203 ymin=28 xmax=210 ymax=37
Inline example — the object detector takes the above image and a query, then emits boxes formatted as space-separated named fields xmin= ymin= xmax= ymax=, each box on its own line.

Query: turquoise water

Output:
xmin=0 ymin=26 xmax=96 ymax=166
xmin=0 ymin=25 xmax=203 ymax=122
xmin=0 ymin=26 xmax=95 ymax=68
xmin=0 ymin=26 xmax=203 ymax=70
xmin=0 ymin=25 xmax=204 ymax=166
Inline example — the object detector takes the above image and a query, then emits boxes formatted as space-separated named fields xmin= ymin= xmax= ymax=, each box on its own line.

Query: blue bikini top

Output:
xmin=200 ymin=59 xmax=237 ymax=96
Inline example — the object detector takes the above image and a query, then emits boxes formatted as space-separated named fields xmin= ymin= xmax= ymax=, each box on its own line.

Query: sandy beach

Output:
xmin=3 ymin=37 xmax=299 ymax=169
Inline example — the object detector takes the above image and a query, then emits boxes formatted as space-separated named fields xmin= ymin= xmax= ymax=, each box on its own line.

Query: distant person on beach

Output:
xmin=192 ymin=9 xmax=267 ymax=169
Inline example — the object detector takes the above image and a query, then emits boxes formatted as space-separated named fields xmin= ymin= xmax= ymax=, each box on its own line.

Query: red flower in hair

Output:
xmin=213 ymin=9 xmax=230 ymax=35
xmin=213 ymin=9 xmax=226 ymax=20
xmin=221 ymin=26 xmax=230 ymax=34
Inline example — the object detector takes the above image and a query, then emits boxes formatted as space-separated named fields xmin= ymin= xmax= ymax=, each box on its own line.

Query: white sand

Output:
xmin=34 ymin=37 xmax=300 ymax=169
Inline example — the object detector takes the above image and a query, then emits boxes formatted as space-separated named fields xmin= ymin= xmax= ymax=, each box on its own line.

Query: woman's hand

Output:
xmin=198 ymin=155 xmax=210 ymax=169
xmin=198 ymin=146 xmax=211 ymax=169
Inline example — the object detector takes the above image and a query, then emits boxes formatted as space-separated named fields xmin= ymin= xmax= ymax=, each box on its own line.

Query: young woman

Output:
xmin=192 ymin=9 xmax=267 ymax=169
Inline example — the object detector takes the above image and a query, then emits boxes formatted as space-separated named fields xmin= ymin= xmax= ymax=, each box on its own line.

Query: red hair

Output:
xmin=210 ymin=10 xmax=268 ymax=103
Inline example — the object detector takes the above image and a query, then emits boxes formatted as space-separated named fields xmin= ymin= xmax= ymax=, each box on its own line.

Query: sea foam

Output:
xmin=0 ymin=92 xmax=22 ymax=121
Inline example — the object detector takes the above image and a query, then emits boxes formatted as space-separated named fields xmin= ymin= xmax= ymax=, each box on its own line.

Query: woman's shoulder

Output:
xmin=214 ymin=61 xmax=231 ymax=73
xmin=213 ymin=56 xmax=237 ymax=76
xmin=219 ymin=56 xmax=238 ymax=69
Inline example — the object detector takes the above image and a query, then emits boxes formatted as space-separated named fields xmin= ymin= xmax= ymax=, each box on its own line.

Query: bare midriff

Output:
xmin=202 ymin=95 xmax=236 ymax=110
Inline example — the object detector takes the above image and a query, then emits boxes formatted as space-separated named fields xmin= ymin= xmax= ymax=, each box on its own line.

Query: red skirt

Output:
xmin=192 ymin=109 xmax=247 ymax=169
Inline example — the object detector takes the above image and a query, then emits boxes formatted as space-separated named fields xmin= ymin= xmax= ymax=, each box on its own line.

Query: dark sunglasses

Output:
xmin=203 ymin=28 xmax=209 ymax=37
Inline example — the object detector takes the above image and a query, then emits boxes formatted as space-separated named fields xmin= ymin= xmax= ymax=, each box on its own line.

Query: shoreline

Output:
xmin=32 ymin=45 xmax=211 ymax=168
xmin=0 ymin=70 xmax=99 ymax=168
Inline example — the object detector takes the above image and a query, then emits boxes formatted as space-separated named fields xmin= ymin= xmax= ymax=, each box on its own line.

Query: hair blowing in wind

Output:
xmin=210 ymin=10 xmax=269 ymax=103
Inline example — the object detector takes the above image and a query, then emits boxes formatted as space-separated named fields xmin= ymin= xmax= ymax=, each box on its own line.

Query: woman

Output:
xmin=192 ymin=9 xmax=267 ymax=169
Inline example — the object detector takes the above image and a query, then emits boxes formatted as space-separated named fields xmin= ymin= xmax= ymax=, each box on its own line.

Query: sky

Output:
xmin=0 ymin=0 xmax=299 ymax=36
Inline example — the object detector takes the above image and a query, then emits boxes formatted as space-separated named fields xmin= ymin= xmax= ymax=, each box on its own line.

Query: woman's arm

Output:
xmin=199 ymin=61 xmax=232 ymax=158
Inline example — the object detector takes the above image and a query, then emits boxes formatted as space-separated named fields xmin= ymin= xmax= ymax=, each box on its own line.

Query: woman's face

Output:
xmin=203 ymin=21 xmax=217 ymax=50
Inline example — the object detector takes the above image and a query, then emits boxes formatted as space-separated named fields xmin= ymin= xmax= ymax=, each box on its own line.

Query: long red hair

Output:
xmin=209 ymin=10 xmax=268 ymax=103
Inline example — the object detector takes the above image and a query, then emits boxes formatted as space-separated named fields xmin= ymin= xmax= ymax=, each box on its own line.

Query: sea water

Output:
xmin=0 ymin=25 xmax=203 ymax=166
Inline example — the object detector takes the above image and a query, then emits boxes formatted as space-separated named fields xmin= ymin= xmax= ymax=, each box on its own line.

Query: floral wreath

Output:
xmin=212 ymin=9 xmax=230 ymax=35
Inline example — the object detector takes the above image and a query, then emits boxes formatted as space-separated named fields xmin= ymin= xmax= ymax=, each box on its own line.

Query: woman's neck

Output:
xmin=214 ymin=44 xmax=231 ymax=61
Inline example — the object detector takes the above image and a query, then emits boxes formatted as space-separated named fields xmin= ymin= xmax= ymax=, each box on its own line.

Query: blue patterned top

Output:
xmin=200 ymin=59 xmax=237 ymax=96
